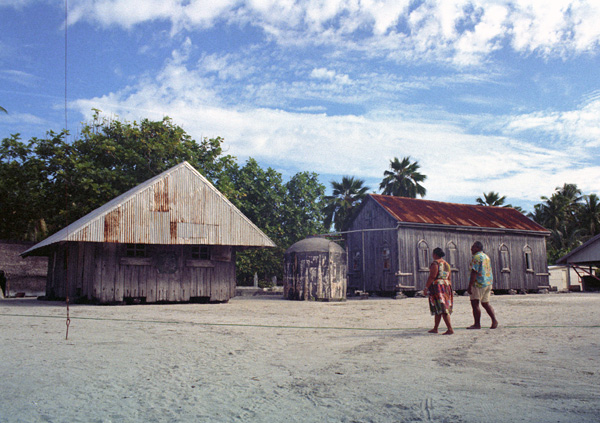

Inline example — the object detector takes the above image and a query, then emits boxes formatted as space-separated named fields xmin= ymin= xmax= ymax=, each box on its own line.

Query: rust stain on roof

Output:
xmin=104 ymin=207 xmax=121 ymax=242
xmin=153 ymin=178 xmax=170 ymax=212
xmin=370 ymin=194 xmax=548 ymax=233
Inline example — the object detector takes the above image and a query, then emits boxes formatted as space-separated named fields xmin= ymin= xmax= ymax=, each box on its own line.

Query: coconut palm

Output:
xmin=379 ymin=156 xmax=426 ymax=198
xmin=323 ymin=176 xmax=369 ymax=232
xmin=476 ymin=191 xmax=507 ymax=207
xmin=578 ymin=194 xmax=600 ymax=238
xmin=0 ymin=106 xmax=6 ymax=114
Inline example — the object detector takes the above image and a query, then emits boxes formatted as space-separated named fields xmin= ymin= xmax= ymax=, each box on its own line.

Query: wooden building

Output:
xmin=556 ymin=233 xmax=600 ymax=291
xmin=346 ymin=194 xmax=550 ymax=294
xmin=22 ymin=162 xmax=276 ymax=304
xmin=0 ymin=240 xmax=47 ymax=298
xmin=284 ymin=237 xmax=346 ymax=301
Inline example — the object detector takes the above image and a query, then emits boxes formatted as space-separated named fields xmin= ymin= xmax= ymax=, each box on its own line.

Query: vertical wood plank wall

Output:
xmin=348 ymin=201 xmax=549 ymax=293
xmin=46 ymin=242 xmax=237 ymax=303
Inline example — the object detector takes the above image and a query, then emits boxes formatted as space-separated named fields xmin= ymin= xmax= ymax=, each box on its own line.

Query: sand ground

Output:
xmin=1 ymin=292 xmax=599 ymax=423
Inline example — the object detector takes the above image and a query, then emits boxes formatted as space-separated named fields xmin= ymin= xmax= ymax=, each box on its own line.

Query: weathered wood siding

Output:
xmin=46 ymin=242 xmax=236 ymax=303
xmin=284 ymin=248 xmax=346 ymax=301
xmin=394 ymin=227 xmax=549 ymax=292
xmin=0 ymin=240 xmax=47 ymax=297
xmin=347 ymin=199 xmax=399 ymax=292
xmin=348 ymin=199 xmax=549 ymax=293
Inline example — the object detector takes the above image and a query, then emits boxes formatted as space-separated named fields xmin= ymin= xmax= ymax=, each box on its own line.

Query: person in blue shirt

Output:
xmin=467 ymin=241 xmax=498 ymax=329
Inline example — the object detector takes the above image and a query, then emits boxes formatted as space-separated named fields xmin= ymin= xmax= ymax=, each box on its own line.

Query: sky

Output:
xmin=2 ymin=0 xmax=600 ymax=213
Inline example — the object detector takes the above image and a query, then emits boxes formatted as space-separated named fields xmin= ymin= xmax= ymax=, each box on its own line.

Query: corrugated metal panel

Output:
xmin=23 ymin=162 xmax=276 ymax=256
xmin=370 ymin=194 xmax=549 ymax=233
xmin=556 ymin=233 xmax=600 ymax=264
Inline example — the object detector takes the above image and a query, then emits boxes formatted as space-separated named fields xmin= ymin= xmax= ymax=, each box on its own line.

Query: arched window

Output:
xmin=418 ymin=240 xmax=430 ymax=271
xmin=499 ymin=244 xmax=510 ymax=272
xmin=382 ymin=245 xmax=391 ymax=271
xmin=352 ymin=251 xmax=361 ymax=272
xmin=446 ymin=241 xmax=458 ymax=270
xmin=524 ymin=246 xmax=534 ymax=272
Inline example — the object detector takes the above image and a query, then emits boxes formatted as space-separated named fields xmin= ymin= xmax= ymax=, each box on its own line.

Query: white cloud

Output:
xmin=62 ymin=1 xmax=600 ymax=65
xmin=69 ymin=43 xmax=599 ymax=207
xmin=0 ymin=69 xmax=39 ymax=87
xmin=310 ymin=67 xmax=351 ymax=85
xmin=506 ymin=99 xmax=600 ymax=147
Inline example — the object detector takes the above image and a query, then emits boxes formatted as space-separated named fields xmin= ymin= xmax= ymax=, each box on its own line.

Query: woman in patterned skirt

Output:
xmin=423 ymin=247 xmax=454 ymax=335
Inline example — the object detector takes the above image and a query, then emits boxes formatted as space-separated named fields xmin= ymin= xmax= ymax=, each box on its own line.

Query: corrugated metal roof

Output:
xmin=23 ymin=161 xmax=276 ymax=256
xmin=370 ymin=194 xmax=549 ymax=233
xmin=556 ymin=233 xmax=600 ymax=264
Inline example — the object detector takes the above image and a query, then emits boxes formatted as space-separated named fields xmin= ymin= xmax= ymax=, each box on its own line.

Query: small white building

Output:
xmin=548 ymin=265 xmax=581 ymax=292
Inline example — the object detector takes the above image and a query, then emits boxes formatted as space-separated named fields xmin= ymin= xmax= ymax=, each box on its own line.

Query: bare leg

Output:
xmin=467 ymin=299 xmax=481 ymax=329
xmin=429 ymin=314 xmax=441 ymax=333
xmin=482 ymin=302 xmax=498 ymax=329
xmin=441 ymin=314 xmax=454 ymax=335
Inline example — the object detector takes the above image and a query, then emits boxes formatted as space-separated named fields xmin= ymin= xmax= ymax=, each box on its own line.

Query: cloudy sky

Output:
xmin=2 ymin=0 xmax=600 ymax=211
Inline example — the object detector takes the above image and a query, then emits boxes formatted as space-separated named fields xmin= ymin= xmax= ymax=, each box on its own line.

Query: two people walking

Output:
xmin=424 ymin=241 xmax=498 ymax=335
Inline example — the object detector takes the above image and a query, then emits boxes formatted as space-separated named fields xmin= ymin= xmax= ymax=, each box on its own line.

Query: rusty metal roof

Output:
xmin=370 ymin=194 xmax=549 ymax=233
xmin=23 ymin=162 xmax=276 ymax=256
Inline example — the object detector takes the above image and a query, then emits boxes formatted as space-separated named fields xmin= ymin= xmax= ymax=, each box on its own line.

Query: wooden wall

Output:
xmin=0 ymin=240 xmax=47 ymax=297
xmin=348 ymin=201 xmax=549 ymax=293
xmin=46 ymin=242 xmax=236 ymax=303
xmin=284 ymin=249 xmax=347 ymax=301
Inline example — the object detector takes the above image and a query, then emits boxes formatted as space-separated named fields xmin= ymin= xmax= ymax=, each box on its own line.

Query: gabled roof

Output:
xmin=23 ymin=161 xmax=276 ymax=257
xmin=368 ymin=194 xmax=549 ymax=233
xmin=556 ymin=233 xmax=600 ymax=265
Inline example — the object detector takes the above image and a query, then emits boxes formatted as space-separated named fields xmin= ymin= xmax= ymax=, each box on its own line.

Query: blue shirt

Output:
xmin=470 ymin=251 xmax=493 ymax=288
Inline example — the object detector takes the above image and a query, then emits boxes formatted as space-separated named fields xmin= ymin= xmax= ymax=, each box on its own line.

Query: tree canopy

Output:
xmin=530 ymin=183 xmax=600 ymax=263
xmin=379 ymin=156 xmax=426 ymax=198
xmin=0 ymin=111 xmax=327 ymax=285
xmin=476 ymin=191 xmax=507 ymax=207
xmin=0 ymin=111 xmax=234 ymax=241
xmin=323 ymin=176 xmax=369 ymax=233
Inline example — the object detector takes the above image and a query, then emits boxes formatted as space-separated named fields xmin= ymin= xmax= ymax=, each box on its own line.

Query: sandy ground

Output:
xmin=1 ymin=292 xmax=599 ymax=423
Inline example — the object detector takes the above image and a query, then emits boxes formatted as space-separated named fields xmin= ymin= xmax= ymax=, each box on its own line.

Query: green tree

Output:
xmin=0 ymin=111 xmax=235 ymax=240
xmin=476 ymin=191 xmax=506 ymax=206
xmin=324 ymin=176 xmax=369 ymax=232
xmin=0 ymin=106 xmax=6 ymax=114
xmin=578 ymin=193 xmax=600 ymax=239
xmin=379 ymin=156 xmax=426 ymax=198
xmin=530 ymin=183 xmax=585 ymax=263
xmin=226 ymin=159 xmax=327 ymax=285
xmin=1 ymin=112 xmax=328 ymax=286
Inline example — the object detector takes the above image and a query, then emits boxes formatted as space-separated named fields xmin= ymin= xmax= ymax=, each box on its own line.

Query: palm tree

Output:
xmin=323 ymin=176 xmax=369 ymax=232
xmin=379 ymin=156 xmax=426 ymax=198
xmin=0 ymin=106 xmax=6 ymax=114
xmin=476 ymin=191 xmax=507 ymax=207
xmin=530 ymin=183 xmax=585 ymax=263
xmin=578 ymin=194 xmax=600 ymax=238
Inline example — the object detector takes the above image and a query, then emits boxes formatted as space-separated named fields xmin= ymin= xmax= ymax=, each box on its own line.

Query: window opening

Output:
xmin=352 ymin=251 xmax=361 ymax=272
xmin=500 ymin=244 xmax=511 ymax=272
xmin=192 ymin=245 xmax=210 ymax=260
xmin=446 ymin=241 xmax=458 ymax=269
xmin=126 ymin=244 xmax=147 ymax=257
xmin=382 ymin=246 xmax=391 ymax=270
xmin=524 ymin=246 xmax=533 ymax=272
xmin=418 ymin=240 xmax=430 ymax=270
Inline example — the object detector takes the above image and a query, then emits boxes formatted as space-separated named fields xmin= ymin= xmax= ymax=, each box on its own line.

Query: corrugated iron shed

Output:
xmin=370 ymin=194 xmax=549 ymax=233
xmin=23 ymin=161 xmax=276 ymax=257
xmin=556 ymin=233 xmax=600 ymax=264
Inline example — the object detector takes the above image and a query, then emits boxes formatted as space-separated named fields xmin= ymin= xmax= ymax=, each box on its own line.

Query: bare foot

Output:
xmin=442 ymin=330 xmax=454 ymax=335
xmin=428 ymin=329 xmax=438 ymax=333
xmin=490 ymin=321 xmax=498 ymax=329
xmin=467 ymin=325 xmax=481 ymax=330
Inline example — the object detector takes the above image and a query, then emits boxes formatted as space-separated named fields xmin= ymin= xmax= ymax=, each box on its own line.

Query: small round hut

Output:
xmin=284 ymin=237 xmax=347 ymax=301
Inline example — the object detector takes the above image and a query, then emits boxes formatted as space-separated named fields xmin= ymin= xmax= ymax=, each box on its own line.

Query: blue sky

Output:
xmin=2 ymin=0 xmax=600 ymax=212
